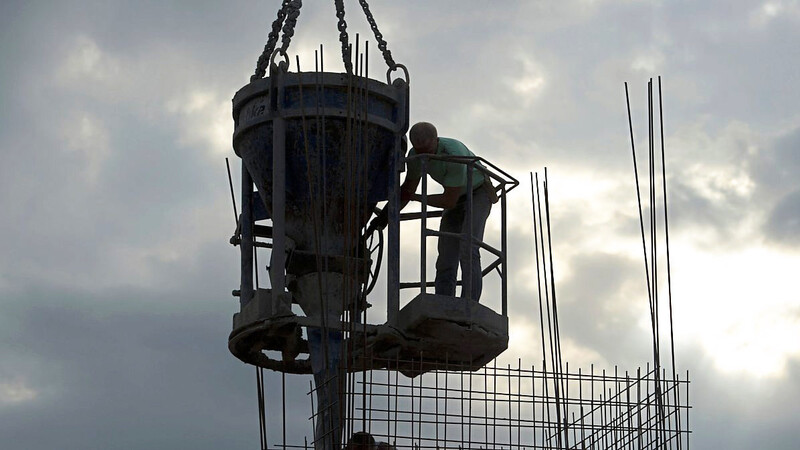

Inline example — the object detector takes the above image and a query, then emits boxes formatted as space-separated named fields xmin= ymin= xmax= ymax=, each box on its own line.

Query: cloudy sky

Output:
xmin=2 ymin=0 xmax=799 ymax=448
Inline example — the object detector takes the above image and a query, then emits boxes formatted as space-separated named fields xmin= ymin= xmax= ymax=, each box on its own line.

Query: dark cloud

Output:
xmin=0 ymin=285 xmax=250 ymax=450
xmin=0 ymin=282 xmax=323 ymax=450
xmin=750 ymin=125 xmax=800 ymax=193
xmin=763 ymin=189 xmax=800 ymax=246
xmin=666 ymin=176 xmax=752 ymax=245
xmin=750 ymin=125 xmax=800 ymax=247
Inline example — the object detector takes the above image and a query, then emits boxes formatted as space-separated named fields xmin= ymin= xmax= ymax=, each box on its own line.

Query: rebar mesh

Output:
xmin=297 ymin=356 xmax=690 ymax=450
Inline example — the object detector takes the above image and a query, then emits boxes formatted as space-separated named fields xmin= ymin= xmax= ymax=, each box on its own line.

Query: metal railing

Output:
xmin=396 ymin=153 xmax=519 ymax=317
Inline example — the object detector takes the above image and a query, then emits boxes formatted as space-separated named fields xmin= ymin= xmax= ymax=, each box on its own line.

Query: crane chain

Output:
xmin=333 ymin=0 xmax=353 ymax=74
xmin=277 ymin=0 xmax=302 ymax=59
xmin=357 ymin=0 xmax=396 ymax=69
xmin=251 ymin=0 xmax=292 ymax=81
xmin=250 ymin=0 xmax=399 ymax=80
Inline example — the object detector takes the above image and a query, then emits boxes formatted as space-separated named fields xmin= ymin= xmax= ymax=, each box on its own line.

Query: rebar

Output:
xmin=298 ymin=356 xmax=691 ymax=450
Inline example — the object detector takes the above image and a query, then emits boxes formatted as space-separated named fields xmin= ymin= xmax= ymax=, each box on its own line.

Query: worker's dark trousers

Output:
xmin=435 ymin=186 xmax=492 ymax=300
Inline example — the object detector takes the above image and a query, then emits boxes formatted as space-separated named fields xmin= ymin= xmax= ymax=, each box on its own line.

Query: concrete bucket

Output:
xmin=232 ymin=64 xmax=407 ymax=316
xmin=231 ymin=63 xmax=409 ymax=450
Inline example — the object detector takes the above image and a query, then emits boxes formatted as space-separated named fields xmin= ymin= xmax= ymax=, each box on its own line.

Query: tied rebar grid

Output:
xmin=298 ymin=356 xmax=690 ymax=450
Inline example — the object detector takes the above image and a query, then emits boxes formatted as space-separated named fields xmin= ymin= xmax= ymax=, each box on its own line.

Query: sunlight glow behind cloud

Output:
xmin=58 ymin=35 xmax=121 ymax=83
xmin=750 ymin=1 xmax=800 ymax=27
xmin=61 ymin=113 xmax=110 ymax=184
xmin=0 ymin=378 xmax=37 ymax=406
xmin=166 ymin=90 xmax=232 ymax=155
xmin=675 ymin=245 xmax=800 ymax=378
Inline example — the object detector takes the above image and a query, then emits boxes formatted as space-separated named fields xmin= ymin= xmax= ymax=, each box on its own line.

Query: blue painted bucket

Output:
xmin=233 ymin=70 xmax=408 ymax=264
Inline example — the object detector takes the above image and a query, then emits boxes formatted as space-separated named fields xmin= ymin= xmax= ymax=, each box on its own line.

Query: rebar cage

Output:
xmin=286 ymin=356 xmax=691 ymax=450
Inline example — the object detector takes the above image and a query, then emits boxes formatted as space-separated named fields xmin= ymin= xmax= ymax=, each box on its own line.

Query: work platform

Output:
xmin=229 ymin=292 xmax=508 ymax=377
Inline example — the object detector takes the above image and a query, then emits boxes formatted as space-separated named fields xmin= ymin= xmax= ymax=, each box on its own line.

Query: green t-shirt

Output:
xmin=406 ymin=137 xmax=485 ymax=189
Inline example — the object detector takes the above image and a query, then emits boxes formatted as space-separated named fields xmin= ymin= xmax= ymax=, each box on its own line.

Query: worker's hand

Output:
xmin=367 ymin=207 xmax=388 ymax=234
xmin=403 ymin=192 xmax=421 ymax=203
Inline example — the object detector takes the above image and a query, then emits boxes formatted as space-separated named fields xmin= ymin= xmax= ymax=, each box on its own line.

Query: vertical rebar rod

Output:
xmin=659 ymin=75 xmax=681 ymax=450
xmin=543 ymin=169 xmax=565 ymax=449
xmin=650 ymin=78 xmax=668 ymax=449
xmin=533 ymin=173 xmax=555 ymax=441
xmin=625 ymin=371 xmax=632 ymax=450
xmin=563 ymin=368 xmax=569 ymax=448
xmin=614 ymin=365 xmax=620 ymax=450
xmin=589 ymin=364 xmax=595 ymax=448
xmin=648 ymin=79 xmax=658 ymax=354
xmin=530 ymin=172 xmax=549 ymax=389
xmin=648 ymin=79 xmax=661 ymax=372
xmin=506 ymin=363 xmax=512 ymax=448
xmin=459 ymin=364 xmax=465 ymax=447
xmin=492 ymin=360 xmax=498 ymax=449
xmin=417 ymin=363 xmax=423 ymax=447
xmin=257 ymin=367 xmax=268 ymax=450
xmin=368 ymin=369 xmax=374 ymax=435
xmin=410 ymin=358 xmax=416 ymax=447
xmin=517 ymin=359 xmax=522 ymax=450
xmin=531 ymin=365 xmax=536 ymax=450
xmin=686 ymin=370 xmax=690 ymax=450
xmin=394 ymin=355 xmax=400 ymax=444
xmin=435 ymin=365 xmax=440 ymax=448
xmin=484 ymin=362 xmax=489 ymax=444
xmin=309 ymin=380 xmax=317 ymax=449
xmin=579 ymin=367 xmax=585 ymax=450
xmin=226 ymin=157 xmax=239 ymax=227
xmin=601 ymin=369 xmax=608 ymax=450
xmin=624 ymin=82 xmax=655 ymax=331
xmin=443 ymin=355 xmax=449 ymax=449
xmin=282 ymin=370 xmax=287 ymax=450
xmin=468 ymin=366 xmax=473 ymax=446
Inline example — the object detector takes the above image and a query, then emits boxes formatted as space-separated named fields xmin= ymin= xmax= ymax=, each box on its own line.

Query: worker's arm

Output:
xmin=411 ymin=185 xmax=463 ymax=210
xmin=399 ymin=172 xmax=421 ymax=210
xmin=368 ymin=172 xmax=421 ymax=232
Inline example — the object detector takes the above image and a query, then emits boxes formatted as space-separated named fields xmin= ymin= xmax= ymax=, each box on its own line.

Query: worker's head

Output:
xmin=409 ymin=122 xmax=438 ymax=154
xmin=376 ymin=442 xmax=395 ymax=450
xmin=345 ymin=431 xmax=375 ymax=450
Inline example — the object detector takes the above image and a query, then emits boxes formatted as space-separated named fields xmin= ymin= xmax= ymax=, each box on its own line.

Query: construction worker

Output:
xmin=372 ymin=122 xmax=495 ymax=300
xmin=345 ymin=431 xmax=376 ymax=450
xmin=345 ymin=431 xmax=395 ymax=450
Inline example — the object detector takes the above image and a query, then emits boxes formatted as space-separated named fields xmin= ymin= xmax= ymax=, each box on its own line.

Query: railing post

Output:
xmin=421 ymin=158 xmax=428 ymax=295
xmin=388 ymin=80 xmax=409 ymax=325
xmin=240 ymin=163 xmax=254 ymax=307
xmin=270 ymin=66 xmax=286 ymax=316
xmin=465 ymin=161 xmax=474 ymax=301
xmin=387 ymin=142 xmax=401 ymax=324
xmin=501 ymin=181 xmax=508 ymax=317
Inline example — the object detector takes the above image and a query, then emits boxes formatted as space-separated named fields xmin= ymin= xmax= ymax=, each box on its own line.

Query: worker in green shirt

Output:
xmin=399 ymin=122 xmax=494 ymax=300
